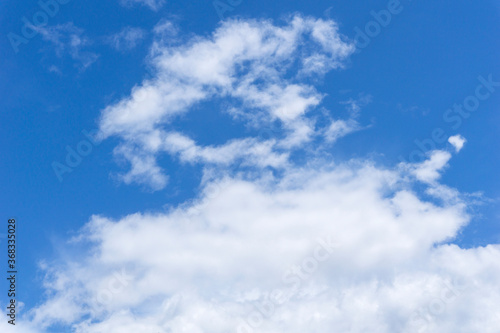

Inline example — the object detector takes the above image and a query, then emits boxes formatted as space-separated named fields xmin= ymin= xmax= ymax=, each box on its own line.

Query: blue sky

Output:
xmin=1 ymin=0 xmax=500 ymax=332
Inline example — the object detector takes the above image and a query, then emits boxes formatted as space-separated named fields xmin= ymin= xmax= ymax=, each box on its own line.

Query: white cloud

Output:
xmin=19 ymin=15 xmax=500 ymax=333
xmin=23 ymin=150 xmax=500 ymax=332
xmin=107 ymin=27 xmax=146 ymax=51
xmin=324 ymin=119 xmax=359 ymax=143
xmin=448 ymin=134 xmax=466 ymax=152
xmin=0 ymin=317 xmax=37 ymax=333
xmin=409 ymin=150 xmax=452 ymax=184
xmin=97 ymin=15 xmax=356 ymax=189
xmin=163 ymin=132 xmax=289 ymax=168
xmin=113 ymin=144 xmax=169 ymax=191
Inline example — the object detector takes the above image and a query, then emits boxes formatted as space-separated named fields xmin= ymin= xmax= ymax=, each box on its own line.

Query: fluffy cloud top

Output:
xmin=448 ymin=135 xmax=466 ymax=153
xmin=20 ymin=152 xmax=500 ymax=332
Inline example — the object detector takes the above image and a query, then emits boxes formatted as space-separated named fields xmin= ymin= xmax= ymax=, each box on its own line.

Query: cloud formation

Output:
xmin=97 ymin=15 xmax=356 ymax=190
xmin=9 ymin=15 xmax=500 ymax=333
xmin=448 ymin=134 xmax=466 ymax=153
xmin=20 ymin=146 xmax=500 ymax=332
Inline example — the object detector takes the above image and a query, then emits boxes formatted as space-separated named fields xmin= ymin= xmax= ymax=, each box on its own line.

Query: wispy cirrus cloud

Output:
xmin=106 ymin=27 xmax=146 ymax=51
xmin=119 ymin=0 xmax=166 ymax=11
xmin=37 ymin=22 xmax=98 ymax=71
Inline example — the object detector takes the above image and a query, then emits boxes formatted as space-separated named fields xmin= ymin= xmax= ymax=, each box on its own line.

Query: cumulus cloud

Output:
xmin=448 ymin=134 xmax=466 ymax=152
xmin=402 ymin=136 xmax=467 ymax=187
xmin=20 ymin=149 xmax=500 ymax=332
xmin=407 ymin=150 xmax=453 ymax=184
